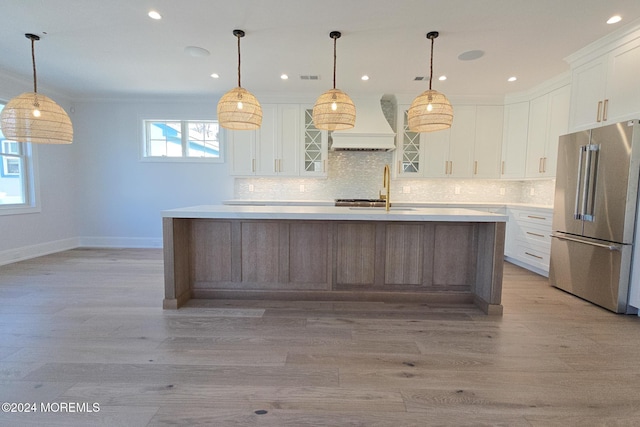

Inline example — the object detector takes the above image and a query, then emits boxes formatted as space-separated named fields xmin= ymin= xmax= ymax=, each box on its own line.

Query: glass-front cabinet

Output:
xmin=396 ymin=107 xmax=423 ymax=177
xmin=301 ymin=107 xmax=328 ymax=176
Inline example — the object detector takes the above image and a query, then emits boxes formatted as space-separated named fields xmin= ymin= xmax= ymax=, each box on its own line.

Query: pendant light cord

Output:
xmin=429 ymin=35 xmax=434 ymax=90
xmin=31 ymin=36 xmax=38 ymax=93
xmin=237 ymin=34 xmax=242 ymax=88
xmin=332 ymin=35 xmax=337 ymax=89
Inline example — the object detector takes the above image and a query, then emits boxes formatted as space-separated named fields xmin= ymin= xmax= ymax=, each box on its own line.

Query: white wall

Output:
xmin=0 ymin=71 xmax=78 ymax=262
xmin=72 ymin=97 xmax=234 ymax=247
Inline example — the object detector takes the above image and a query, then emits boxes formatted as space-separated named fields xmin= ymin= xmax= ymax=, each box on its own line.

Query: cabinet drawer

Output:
xmin=512 ymin=209 xmax=553 ymax=227
xmin=516 ymin=222 xmax=551 ymax=247
xmin=514 ymin=242 xmax=550 ymax=271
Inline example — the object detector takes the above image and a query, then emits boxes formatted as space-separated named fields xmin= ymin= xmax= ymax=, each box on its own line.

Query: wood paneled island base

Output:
xmin=162 ymin=206 xmax=506 ymax=315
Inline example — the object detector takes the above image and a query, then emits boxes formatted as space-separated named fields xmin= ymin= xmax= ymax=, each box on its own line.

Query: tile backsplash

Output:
xmin=234 ymin=151 xmax=555 ymax=206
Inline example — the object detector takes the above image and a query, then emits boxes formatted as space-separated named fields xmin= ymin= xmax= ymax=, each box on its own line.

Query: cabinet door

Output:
xmin=397 ymin=107 xmax=423 ymax=176
xmin=501 ymin=102 xmax=529 ymax=179
xmin=473 ymin=106 xmax=503 ymax=179
xmin=525 ymin=94 xmax=549 ymax=178
xmin=448 ymin=106 xmax=475 ymax=178
xmin=255 ymin=104 xmax=278 ymax=176
xmin=228 ymin=129 xmax=256 ymax=176
xmin=422 ymin=128 xmax=451 ymax=177
xmin=543 ymin=85 xmax=570 ymax=177
xmin=277 ymin=104 xmax=300 ymax=176
xmin=569 ymin=56 xmax=608 ymax=131
xmin=301 ymin=107 xmax=327 ymax=176
xmin=605 ymin=36 xmax=640 ymax=124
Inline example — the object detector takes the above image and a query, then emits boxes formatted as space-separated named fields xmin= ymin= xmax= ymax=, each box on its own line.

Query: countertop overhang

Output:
xmin=162 ymin=205 xmax=507 ymax=222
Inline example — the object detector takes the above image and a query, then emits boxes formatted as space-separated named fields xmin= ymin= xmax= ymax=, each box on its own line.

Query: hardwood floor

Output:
xmin=1 ymin=248 xmax=639 ymax=426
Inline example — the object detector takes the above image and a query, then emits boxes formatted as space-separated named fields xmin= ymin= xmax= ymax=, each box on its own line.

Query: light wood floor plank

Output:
xmin=1 ymin=248 xmax=639 ymax=426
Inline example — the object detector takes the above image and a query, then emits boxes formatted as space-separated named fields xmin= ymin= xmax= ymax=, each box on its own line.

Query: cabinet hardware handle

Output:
xmin=252 ymin=158 xmax=256 ymax=172
xmin=527 ymin=215 xmax=546 ymax=220
xmin=474 ymin=161 xmax=478 ymax=175
xmin=274 ymin=159 xmax=278 ymax=172
xmin=449 ymin=161 xmax=453 ymax=175
xmin=397 ymin=160 xmax=401 ymax=175
xmin=542 ymin=157 xmax=547 ymax=173
xmin=603 ymin=99 xmax=609 ymax=121
xmin=279 ymin=159 xmax=282 ymax=172
xmin=444 ymin=160 xmax=448 ymax=175
xmin=501 ymin=161 xmax=505 ymax=175
xmin=526 ymin=231 xmax=545 ymax=238
xmin=524 ymin=251 xmax=543 ymax=260
xmin=323 ymin=159 xmax=326 ymax=173
xmin=597 ymin=101 xmax=603 ymax=122
xmin=539 ymin=157 xmax=544 ymax=173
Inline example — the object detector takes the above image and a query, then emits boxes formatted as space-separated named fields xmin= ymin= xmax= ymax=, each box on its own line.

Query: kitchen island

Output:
xmin=162 ymin=205 xmax=507 ymax=314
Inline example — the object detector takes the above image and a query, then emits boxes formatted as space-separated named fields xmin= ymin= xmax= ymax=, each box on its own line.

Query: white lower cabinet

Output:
xmin=505 ymin=207 xmax=553 ymax=276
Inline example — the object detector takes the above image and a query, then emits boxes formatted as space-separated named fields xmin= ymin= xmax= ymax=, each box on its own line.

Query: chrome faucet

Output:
xmin=380 ymin=164 xmax=391 ymax=211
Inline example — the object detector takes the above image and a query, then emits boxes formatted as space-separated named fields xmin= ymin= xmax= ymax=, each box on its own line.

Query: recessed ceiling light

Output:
xmin=210 ymin=73 xmax=219 ymax=79
xmin=281 ymin=74 xmax=289 ymax=80
xmin=438 ymin=75 xmax=447 ymax=81
xmin=607 ymin=15 xmax=622 ymax=24
xmin=361 ymin=75 xmax=370 ymax=81
xmin=148 ymin=10 xmax=162 ymax=20
xmin=508 ymin=76 xmax=517 ymax=82
xmin=184 ymin=46 xmax=210 ymax=57
xmin=458 ymin=50 xmax=485 ymax=61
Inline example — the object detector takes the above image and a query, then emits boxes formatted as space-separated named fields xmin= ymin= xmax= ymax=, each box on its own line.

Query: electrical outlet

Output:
xmin=402 ymin=186 xmax=411 ymax=194
xmin=299 ymin=184 xmax=305 ymax=193
xmin=530 ymin=188 xmax=535 ymax=196
xmin=499 ymin=188 xmax=506 ymax=196
xmin=454 ymin=186 xmax=461 ymax=195
xmin=249 ymin=184 xmax=254 ymax=192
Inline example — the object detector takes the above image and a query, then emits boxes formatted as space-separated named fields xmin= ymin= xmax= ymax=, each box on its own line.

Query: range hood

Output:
xmin=330 ymin=95 xmax=396 ymax=151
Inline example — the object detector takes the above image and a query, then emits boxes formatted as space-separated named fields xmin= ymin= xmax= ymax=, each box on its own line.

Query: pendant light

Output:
xmin=408 ymin=31 xmax=453 ymax=132
xmin=0 ymin=33 xmax=73 ymax=144
xmin=312 ymin=31 xmax=355 ymax=131
xmin=217 ymin=29 xmax=262 ymax=130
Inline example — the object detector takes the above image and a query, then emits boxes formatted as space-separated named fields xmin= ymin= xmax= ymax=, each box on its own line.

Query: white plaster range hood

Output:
xmin=330 ymin=95 xmax=397 ymax=151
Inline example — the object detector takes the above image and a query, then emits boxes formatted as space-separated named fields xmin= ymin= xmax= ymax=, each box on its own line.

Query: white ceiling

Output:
xmin=2 ymin=0 xmax=640 ymax=100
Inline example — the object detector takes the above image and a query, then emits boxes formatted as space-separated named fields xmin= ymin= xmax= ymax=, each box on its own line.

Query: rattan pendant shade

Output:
xmin=0 ymin=34 xmax=73 ymax=144
xmin=312 ymin=31 xmax=355 ymax=131
xmin=217 ymin=30 xmax=262 ymax=130
xmin=408 ymin=31 xmax=453 ymax=133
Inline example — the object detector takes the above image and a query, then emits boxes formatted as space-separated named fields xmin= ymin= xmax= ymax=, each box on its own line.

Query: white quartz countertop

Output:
xmin=163 ymin=205 xmax=507 ymax=222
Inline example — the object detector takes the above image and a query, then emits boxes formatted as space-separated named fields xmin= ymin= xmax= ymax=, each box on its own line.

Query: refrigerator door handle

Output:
xmin=551 ymin=234 xmax=620 ymax=251
xmin=580 ymin=145 xmax=594 ymax=220
xmin=574 ymin=145 xmax=586 ymax=219
xmin=583 ymin=144 xmax=600 ymax=222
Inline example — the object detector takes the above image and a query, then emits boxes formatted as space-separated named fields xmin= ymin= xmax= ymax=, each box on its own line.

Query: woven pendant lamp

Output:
xmin=408 ymin=31 xmax=453 ymax=132
xmin=312 ymin=31 xmax=355 ymax=131
xmin=217 ymin=30 xmax=262 ymax=130
xmin=0 ymin=33 xmax=73 ymax=144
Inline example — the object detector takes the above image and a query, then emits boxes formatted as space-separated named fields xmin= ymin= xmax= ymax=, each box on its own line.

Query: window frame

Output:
xmin=0 ymin=101 xmax=41 ymax=216
xmin=141 ymin=119 xmax=224 ymax=163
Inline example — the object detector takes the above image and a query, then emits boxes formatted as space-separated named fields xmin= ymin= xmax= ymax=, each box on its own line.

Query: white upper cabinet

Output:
xmin=568 ymin=28 xmax=640 ymax=131
xmin=396 ymin=104 xmax=503 ymax=178
xmin=501 ymin=102 xmax=529 ymax=179
xmin=525 ymin=85 xmax=570 ymax=178
xmin=229 ymin=103 xmax=327 ymax=177
xmin=473 ymin=106 xmax=504 ymax=179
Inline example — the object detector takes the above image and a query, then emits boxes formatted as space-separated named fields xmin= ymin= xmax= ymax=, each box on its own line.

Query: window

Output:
xmin=143 ymin=120 xmax=222 ymax=161
xmin=0 ymin=102 xmax=38 ymax=213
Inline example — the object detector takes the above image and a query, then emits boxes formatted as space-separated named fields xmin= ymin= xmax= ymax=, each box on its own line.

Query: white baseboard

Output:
xmin=77 ymin=236 xmax=163 ymax=249
xmin=0 ymin=236 xmax=163 ymax=266
xmin=0 ymin=237 xmax=80 ymax=266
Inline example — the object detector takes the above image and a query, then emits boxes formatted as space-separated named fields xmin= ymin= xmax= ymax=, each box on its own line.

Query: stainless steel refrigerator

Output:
xmin=549 ymin=120 xmax=640 ymax=313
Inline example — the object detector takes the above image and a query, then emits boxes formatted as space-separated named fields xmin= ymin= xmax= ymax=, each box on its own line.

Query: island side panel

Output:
xmin=473 ymin=222 xmax=505 ymax=315
xmin=163 ymin=217 xmax=192 ymax=309
xmin=432 ymin=223 xmax=476 ymax=289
